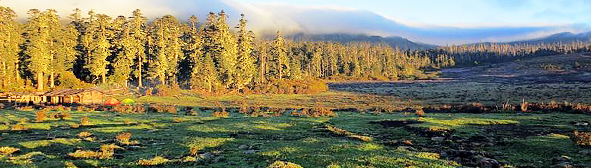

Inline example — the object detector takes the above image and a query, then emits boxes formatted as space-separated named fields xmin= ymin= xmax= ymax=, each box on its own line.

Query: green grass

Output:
xmin=1 ymin=108 xmax=590 ymax=167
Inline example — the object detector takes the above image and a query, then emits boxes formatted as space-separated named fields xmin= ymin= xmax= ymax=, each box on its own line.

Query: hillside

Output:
xmin=281 ymin=33 xmax=437 ymax=50
xmin=509 ymin=32 xmax=591 ymax=45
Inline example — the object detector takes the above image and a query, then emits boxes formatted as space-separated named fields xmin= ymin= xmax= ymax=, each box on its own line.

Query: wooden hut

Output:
xmin=44 ymin=88 xmax=105 ymax=105
xmin=3 ymin=92 xmax=45 ymax=104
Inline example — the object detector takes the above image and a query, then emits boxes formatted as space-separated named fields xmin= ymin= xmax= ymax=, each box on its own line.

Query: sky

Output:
xmin=241 ymin=0 xmax=591 ymax=28
xmin=1 ymin=0 xmax=590 ymax=45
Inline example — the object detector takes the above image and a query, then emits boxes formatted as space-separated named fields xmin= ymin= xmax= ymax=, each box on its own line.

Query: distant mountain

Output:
xmin=509 ymin=31 xmax=591 ymax=45
xmin=282 ymin=33 xmax=437 ymax=50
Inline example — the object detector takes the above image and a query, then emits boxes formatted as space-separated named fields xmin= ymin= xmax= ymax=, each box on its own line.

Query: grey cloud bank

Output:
xmin=1 ymin=0 xmax=588 ymax=45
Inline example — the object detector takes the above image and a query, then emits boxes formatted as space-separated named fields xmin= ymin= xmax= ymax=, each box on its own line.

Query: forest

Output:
xmin=1 ymin=6 xmax=590 ymax=94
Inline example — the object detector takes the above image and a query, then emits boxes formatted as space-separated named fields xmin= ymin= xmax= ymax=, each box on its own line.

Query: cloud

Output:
xmin=1 ymin=0 xmax=589 ymax=45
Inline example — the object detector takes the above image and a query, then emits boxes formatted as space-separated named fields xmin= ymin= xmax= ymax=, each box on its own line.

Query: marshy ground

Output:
xmin=2 ymin=53 xmax=591 ymax=167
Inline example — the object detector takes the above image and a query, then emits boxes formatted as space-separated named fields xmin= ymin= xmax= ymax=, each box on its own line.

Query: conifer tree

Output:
xmin=24 ymin=9 xmax=51 ymax=91
xmin=235 ymin=14 xmax=256 ymax=89
xmin=83 ymin=12 xmax=112 ymax=84
xmin=272 ymin=31 xmax=289 ymax=80
xmin=216 ymin=11 xmax=238 ymax=88
xmin=129 ymin=9 xmax=148 ymax=87
xmin=185 ymin=15 xmax=205 ymax=89
xmin=148 ymin=15 xmax=183 ymax=85
xmin=111 ymin=16 xmax=134 ymax=87
xmin=0 ymin=6 xmax=24 ymax=90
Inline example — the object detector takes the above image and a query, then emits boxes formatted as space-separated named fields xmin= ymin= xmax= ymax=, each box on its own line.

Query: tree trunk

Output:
xmin=15 ymin=62 xmax=20 ymax=84
xmin=1 ymin=61 xmax=6 ymax=88
xmin=159 ymin=74 xmax=165 ymax=86
xmin=102 ymin=71 xmax=106 ymax=84
xmin=138 ymin=58 xmax=143 ymax=88
xmin=208 ymin=80 xmax=212 ymax=93
xmin=37 ymin=72 xmax=44 ymax=91
xmin=50 ymin=72 xmax=55 ymax=88
xmin=279 ymin=64 xmax=283 ymax=80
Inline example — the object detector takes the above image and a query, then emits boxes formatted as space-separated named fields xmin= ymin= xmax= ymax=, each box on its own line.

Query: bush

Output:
xmin=78 ymin=131 xmax=92 ymax=138
xmin=0 ymin=147 xmax=20 ymax=155
xmin=116 ymin=132 xmax=139 ymax=145
xmin=155 ymin=84 xmax=182 ymax=96
xmin=253 ymin=78 xmax=328 ymax=94
xmin=138 ymin=156 xmax=170 ymax=166
xmin=35 ymin=109 xmax=48 ymax=123
xmin=213 ymin=111 xmax=229 ymax=118
xmin=325 ymin=124 xmax=372 ymax=142
xmin=572 ymin=131 xmax=591 ymax=146
xmin=50 ymin=111 xmax=71 ymax=120
xmin=79 ymin=116 xmax=91 ymax=126
xmin=68 ymin=144 xmax=121 ymax=159
xmin=11 ymin=124 xmax=27 ymax=131
xmin=267 ymin=161 xmax=303 ymax=168
xmin=291 ymin=108 xmax=337 ymax=117
xmin=521 ymin=99 xmax=529 ymax=112
xmin=415 ymin=108 xmax=425 ymax=117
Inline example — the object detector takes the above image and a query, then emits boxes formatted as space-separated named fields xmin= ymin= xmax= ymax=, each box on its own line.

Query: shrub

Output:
xmin=213 ymin=111 xmax=229 ymax=118
xmin=572 ymin=131 xmax=591 ymax=146
xmin=267 ymin=161 xmax=303 ymax=168
xmin=76 ymin=106 xmax=87 ymax=112
xmin=68 ymin=144 xmax=121 ymax=159
xmin=138 ymin=156 xmax=170 ymax=166
xmin=116 ymin=132 xmax=139 ymax=145
xmin=165 ymin=105 xmax=177 ymax=114
xmin=188 ymin=107 xmax=199 ymax=116
xmin=78 ymin=131 xmax=92 ymax=138
xmin=291 ymin=108 xmax=337 ymax=117
xmin=325 ymin=124 xmax=373 ymax=142
xmin=35 ymin=110 xmax=48 ymax=123
xmin=415 ymin=108 xmax=425 ymax=117
xmin=173 ymin=118 xmax=183 ymax=123
xmin=134 ymin=105 xmax=146 ymax=114
xmin=149 ymin=105 xmax=176 ymax=114
xmin=12 ymin=124 xmax=27 ymax=131
xmin=239 ymin=101 xmax=251 ymax=114
xmin=50 ymin=111 xmax=71 ymax=120
xmin=521 ymin=99 xmax=529 ymax=112
xmin=80 ymin=117 xmax=91 ymax=126
xmin=0 ymin=147 xmax=19 ymax=155
xmin=155 ymin=84 xmax=182 ymax=96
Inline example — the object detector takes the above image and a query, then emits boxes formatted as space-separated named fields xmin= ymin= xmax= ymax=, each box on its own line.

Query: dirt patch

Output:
xmin=370 ymin=120 xmax=423 ymax=128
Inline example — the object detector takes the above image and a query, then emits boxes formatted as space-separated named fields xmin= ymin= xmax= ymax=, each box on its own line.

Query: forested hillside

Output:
xmin=0 ymin=6 xmax=444 ymax=94
xmin=2 ymin=6 xmax=590 ymax=94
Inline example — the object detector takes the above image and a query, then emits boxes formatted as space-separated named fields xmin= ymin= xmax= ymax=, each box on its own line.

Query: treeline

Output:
xmin=0 ymin=6 xmax=442 ymax=93
xmin=427 ymin=41 xmax=591 ymax=66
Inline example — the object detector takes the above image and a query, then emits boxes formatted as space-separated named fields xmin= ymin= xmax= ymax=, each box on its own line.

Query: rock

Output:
xmin=579 ymin=150 xmax=591 ymax=156
xmin=431 ymin=137 xmax=445 ymax=142
xmin=213 ymin=156 xmax=225 ymax=163
xmin=339 ymin=139 xmax=348 ymax=143
xmin=396 ymin=146 xmax=413 ymax=151
xmin=243 ymin=149 xmax=256 ymax=154
xmin=552 ymin=156 xmax=573 ymax=168
xmin=32 ymin=155 xmax=46 ymax=162
xmin=477 ymin=157 xmax=500 ymax=168
xmin=200 ymin=152 xmax=214 ymax=160
xmin=238 ymin=145 xmax=249 ymax=150
xmin=553 ymin=156 xmax=572 ymax=163
xmin=554 ymin=162 xmax=573 ymax=168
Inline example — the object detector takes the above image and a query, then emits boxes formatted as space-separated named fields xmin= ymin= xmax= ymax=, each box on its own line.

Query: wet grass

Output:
xmin=1 ymin=108 xmax=590 ymax=167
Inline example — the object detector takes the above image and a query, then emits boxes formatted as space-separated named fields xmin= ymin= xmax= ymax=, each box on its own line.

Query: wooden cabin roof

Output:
xmin=44 ymin=88 xmax=104 ymax=97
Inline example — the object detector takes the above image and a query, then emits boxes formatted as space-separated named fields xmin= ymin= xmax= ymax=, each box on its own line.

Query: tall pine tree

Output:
xmin=0 ymin=6 xmax=24 ymax=90
xmin=235 ymin=14 xmax=256 ymax=90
